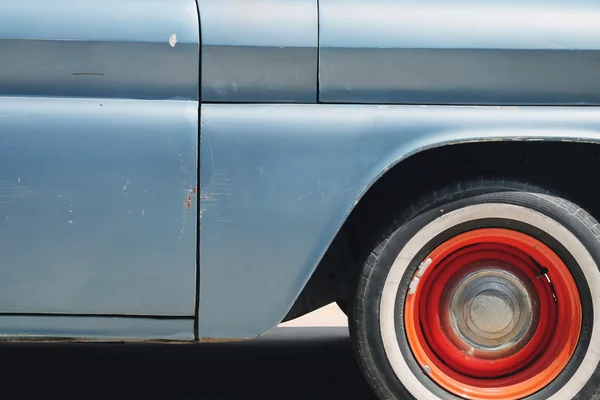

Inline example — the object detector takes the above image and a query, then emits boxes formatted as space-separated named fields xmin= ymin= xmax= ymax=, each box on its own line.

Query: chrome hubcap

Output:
xmin=440 ymin=261 xmax=540 ymax=359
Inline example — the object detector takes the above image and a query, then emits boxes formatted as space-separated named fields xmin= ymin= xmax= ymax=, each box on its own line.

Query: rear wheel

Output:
xmin=351 ymin=179 xmax=600 ymax=400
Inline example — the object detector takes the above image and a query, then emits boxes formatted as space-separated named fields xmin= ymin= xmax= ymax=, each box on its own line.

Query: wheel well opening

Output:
xmin=284 ymin=141 xmax=600 ymax=321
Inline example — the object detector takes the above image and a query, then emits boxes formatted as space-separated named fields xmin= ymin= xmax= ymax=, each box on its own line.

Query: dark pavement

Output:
xmin=1 ymin=327 xmax=378 ymax=399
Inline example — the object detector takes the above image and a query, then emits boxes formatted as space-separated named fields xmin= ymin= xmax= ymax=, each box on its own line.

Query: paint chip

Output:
xmin=408 ymin=276 xmax=420 ymax=295
xmin=169 ymin=33 xmax=177 ymax=47
xmin=415 ymin=258 xmax=432 ymax=278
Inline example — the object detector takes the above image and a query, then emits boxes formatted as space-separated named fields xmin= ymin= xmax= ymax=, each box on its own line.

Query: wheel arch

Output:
xmin=285 ymin=132 xmax=600 ymax=322
xmin=352 ymin=130 xmax=600 ymax=216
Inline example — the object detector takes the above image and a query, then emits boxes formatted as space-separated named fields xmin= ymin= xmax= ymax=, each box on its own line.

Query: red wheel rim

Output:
xmin=404 ymin=228 xmax=582 ymax=400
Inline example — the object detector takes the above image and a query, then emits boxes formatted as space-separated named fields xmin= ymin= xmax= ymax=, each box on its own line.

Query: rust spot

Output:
xmin=184 ymin=193 xmax=193 ymax=208
xmin=183 ymin=189 xmax=196 ymax=209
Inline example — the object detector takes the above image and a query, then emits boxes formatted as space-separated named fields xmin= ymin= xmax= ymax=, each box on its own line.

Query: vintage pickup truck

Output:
xmin=2 ymin=0 xmax=600 ymax=399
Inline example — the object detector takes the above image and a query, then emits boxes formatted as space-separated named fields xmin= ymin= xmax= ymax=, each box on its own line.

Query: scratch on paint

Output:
xmin=208 ymin=139 xmax=215 ymax=170
xmin=0 ymin=181 xmax=35 ymax=206
xmin=179 ymin=154 xmax=190 ymax=176
xmin=214 ymin=81 xmax=225 ymax=96
xmin=200 ymin=169 xmax=232 ymax=220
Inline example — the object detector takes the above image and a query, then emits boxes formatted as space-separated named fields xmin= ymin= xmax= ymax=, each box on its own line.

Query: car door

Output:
xmin=0 ymin=0 xmax=199 ymax=321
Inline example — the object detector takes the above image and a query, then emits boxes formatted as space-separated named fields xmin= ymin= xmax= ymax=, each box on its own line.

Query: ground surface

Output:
xmin=2 ymin=303 xmax=380 ymax=399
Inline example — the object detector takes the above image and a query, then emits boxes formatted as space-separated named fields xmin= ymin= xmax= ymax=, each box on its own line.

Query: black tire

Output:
xmin=351 ymin=178 xmax=600 ymax=400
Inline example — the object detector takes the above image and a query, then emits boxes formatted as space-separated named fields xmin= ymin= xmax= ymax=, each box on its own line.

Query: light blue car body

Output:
xmin=1 ymin=0 xmax=600 ymax=341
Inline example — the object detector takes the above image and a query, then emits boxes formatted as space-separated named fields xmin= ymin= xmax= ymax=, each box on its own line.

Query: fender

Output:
xmin=198 ymin=103 xmax=600 ymax=339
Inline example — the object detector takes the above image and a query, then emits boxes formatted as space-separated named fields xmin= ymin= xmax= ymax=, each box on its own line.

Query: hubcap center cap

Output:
xmin=469 ymin=290 xmax=514 ymax=333
xmin=439 ymin=261 xmax=540 ymax=359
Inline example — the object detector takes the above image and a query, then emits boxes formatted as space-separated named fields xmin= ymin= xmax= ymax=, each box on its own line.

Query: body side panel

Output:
xmin=0 ymin=0 xmax=199 ymax=100
xmin=319 ymin=0 xmax=600 ymax=105
xmin=198 ymin=0 xmax=318 ymax=103
xmin=198 ymin=104 xmax=600 ymax=339
xmin=0 ymin=316 xmax=193 ymax=341
xmin=0 ymin=98 xmax=198 ymax=315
